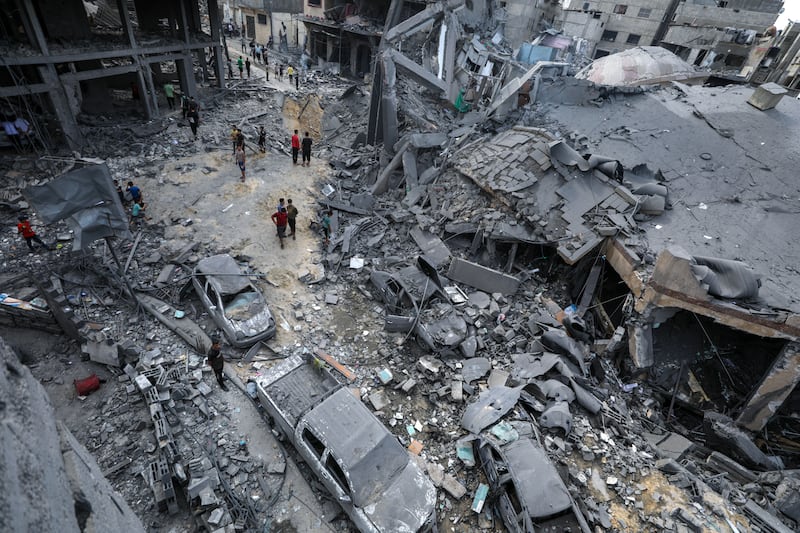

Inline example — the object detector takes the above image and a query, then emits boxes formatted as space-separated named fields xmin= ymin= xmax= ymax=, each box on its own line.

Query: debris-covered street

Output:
xmin=3 ymin=1 xmax=800 ymax=533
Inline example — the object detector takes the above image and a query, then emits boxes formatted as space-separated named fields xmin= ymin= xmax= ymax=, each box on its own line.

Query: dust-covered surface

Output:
xmin=2 ymin=19 xmax=800 ymax=533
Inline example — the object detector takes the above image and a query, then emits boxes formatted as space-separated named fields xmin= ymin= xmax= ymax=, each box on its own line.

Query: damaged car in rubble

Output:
xmin=475 ymin=420 xmax=591 ymax=533
xmin=192 ymin=254 xmax=276 ymax=348
xmin=256 ymin=353 xmax=437 ymax=532
xmin=370 ymin=255 xmax=467 ymax=354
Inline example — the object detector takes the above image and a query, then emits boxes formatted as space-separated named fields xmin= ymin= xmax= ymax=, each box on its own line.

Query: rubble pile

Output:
xmin=3 ymin=8 xmax=800 ymax=533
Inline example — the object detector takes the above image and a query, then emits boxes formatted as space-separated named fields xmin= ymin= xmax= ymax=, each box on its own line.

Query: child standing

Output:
xmin=17 ymin=215 xmax=48 ymax=251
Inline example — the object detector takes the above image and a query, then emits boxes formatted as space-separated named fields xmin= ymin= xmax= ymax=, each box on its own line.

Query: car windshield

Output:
xmin=223 ymin=290 xmax=264 ymax=320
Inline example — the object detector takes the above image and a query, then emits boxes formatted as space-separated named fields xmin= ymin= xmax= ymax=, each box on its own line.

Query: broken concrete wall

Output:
xmin=0 ymin=336 xmax=145 ymax=533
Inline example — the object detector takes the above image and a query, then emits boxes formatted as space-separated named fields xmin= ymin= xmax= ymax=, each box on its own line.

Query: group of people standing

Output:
xmin=290 ymin=129 xmax=313 ymax=166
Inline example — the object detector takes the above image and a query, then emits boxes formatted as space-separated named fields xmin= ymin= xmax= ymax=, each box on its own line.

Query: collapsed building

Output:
xmin=3 ymin=0 xmax=800 ymax=532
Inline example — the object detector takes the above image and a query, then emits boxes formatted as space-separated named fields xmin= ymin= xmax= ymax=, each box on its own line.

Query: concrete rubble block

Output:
xmin=643 ymin=432 xmax=694 ymax=460
xmin=369 ymin=390 xmax=389 ymax=411
xmin=427 ymin=462 xmax=445 ymax=486
xmin=747 ymin=82 xmax=788 ymax=111
xmin=487 ymin=369 xmax=509 ymax=389
xmin=451 ymin=379 xmax=463 ymax=402
xmin=187 ymin=476 xmax=210 ymax=499
xmin=82 ymin=336 xmax=121 ymax=367
xmin=442 ymin=474 xmax=467 ymax=499
xmin=649 ymin=246 xmax=711 ymax=300
xmin=627 ymin=322 xmax=654 ymax=368
xmin=447 ymin=258 xmax=520 ymax=295
xmin=401 ymin=379 xmax=417 ymax=392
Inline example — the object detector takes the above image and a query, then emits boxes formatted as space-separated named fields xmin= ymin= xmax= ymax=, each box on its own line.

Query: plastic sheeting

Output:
xmin=23 ymin=164 xmax=131 ymax=250
xmin=691 ymin=255 xmax=761 ymax=299
xmin=575 ymin=46 xmax=704 ymax=87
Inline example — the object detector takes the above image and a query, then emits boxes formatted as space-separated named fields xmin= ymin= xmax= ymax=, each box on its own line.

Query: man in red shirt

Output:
xmin=290 ymin=129 xmax=300 ymax=164
xmin=271 ymin=207 xmax=289 ymax=249
xmin=17 ymin=215 xmax=48 ymax=251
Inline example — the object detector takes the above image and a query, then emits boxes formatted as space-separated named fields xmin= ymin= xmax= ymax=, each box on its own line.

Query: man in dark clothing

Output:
xmin=286 ymin=199 xmax=298 ymax=240
xmin=245 ymin=58 xmax=251 ymax=78
xmin=271 ymin=207 xmax=289 ymax=249
xmin=301 ymin=131 xmax=312 ymax=166
xmin=187 ymin=108 xmax=199 ymax=139
xmin=290 ymin=130 xmax=300 ymax=164
xmin=207 ymin=334 xmax=227 ymax=390
xmin=17 ymin=215 xmax=48 ymax=251
xmin=258 ymin=126 xmax=266 ymax=152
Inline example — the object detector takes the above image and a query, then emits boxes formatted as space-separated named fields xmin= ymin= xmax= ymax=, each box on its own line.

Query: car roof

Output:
xmin=503 ymin=437 xmax=573 ymax=518
xmin=305 ymin=388 xmax=409 ymax=507
xmin=195 ymin=254 xmax=251 ymax=295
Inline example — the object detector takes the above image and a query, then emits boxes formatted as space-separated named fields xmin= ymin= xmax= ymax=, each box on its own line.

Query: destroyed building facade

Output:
xmin=225 ymin=0 xmax=306 ymax=50
xmin=0 ymin=0 xmax=225 ymax=150
xmin=558 ymin=0 xmax=783 ymax=70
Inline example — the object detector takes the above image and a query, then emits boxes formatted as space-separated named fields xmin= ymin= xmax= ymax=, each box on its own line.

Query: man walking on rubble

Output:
xmin=163 ymin=82 xmax=175 ymax=110
xmin=245 ymin=57 xmax=251 ymax=78
xmin=237 ymin=56 xmax=244 ymax=79
xmin=207 ymin=334 xmax=228 ymax=391
xmin=235 ymin=144 xmax=246 ymax=182
xmin=258 ymin=126 xmax=266 ymax=153
xmin=271 ymin=207 xmax=289 ymax=249
xmin=187 ymin=106 xmax=199 ymax=139
xmin=301 ymin=131 xmax=312 ymax=166
xmin=286 ymin=199 xmax=298 ymax=240
xmin=290 ymin=129 xmax=300 ymax=164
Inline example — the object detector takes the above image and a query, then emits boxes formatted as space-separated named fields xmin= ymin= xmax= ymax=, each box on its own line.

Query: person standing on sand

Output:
xmin=286 ymin=199 xmax=298 ymax=240
xmin=235 ymin=145 xmax=246 ymax=182
xmin=290 ymin=129 xmax=300 ymax=164
xmin=301 ymin=131 xmax=312 ymax=167
xmin=271 ymin=207 xmax=289 ymax=249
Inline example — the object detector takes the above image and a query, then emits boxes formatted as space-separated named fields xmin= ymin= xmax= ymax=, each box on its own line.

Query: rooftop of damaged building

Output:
xmin=535 ymin=79 xmax=800 ymax=316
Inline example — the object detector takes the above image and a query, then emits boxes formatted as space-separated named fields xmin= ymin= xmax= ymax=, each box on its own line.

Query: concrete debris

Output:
xmin=4 ymin=2 xmax=800 ymax=533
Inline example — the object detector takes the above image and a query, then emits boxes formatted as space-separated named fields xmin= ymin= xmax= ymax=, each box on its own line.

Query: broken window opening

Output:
xmin=502 ymin=478 xmax=524 ymax=516
xmin=601 ymin=30 xmax=618 ymax=42
xmin=650 ymin=311 xmax=788 ymax=416
xmin=638 ymin=7 xmax=652 ymax=18
xmin=594 ymin=263 xmax=628 ymax=330
xmin=325 ymin=453 xmax=350 ymax=494
xmin=626 ymin=34 xmax=641 ymax=45
xmin=303 ymin=428 xmax=325 ymax=458
xmin=613 ymin=4 xmax=627 ymax=15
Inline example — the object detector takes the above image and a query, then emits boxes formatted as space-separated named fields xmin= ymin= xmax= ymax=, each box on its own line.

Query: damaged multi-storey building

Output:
xmin=0 ymin=0 xmax=226 ymax=150
xmin=3 ymin=0 xmax=800 ymax=532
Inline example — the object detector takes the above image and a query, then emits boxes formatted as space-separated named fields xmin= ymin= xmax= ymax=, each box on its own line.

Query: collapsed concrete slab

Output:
xmin=447 ymin=258 xmax=520 ymax=295
xmin=0 ymin=336 xmax=144 ymax=533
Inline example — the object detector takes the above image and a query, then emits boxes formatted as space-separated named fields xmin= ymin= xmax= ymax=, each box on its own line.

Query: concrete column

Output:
xmin=136 ymin=70 xmax=153 ymax=119
xmin=21 ymin=0 xmax=84 ymax=150
xmin=737 ymin=341 xmax=800 ymax=431
xmin=686 ymin=48 xmax=701 ymax=66
xmin=178 ymin=0 xmax=191 ymax=43
xmin=177 ymin=54 xmax=196 ymax=97
xmin=116 ymin=0 xmax=137 ymax=47
xmin=142 ymin=63 xmax=159 ymax=117
xmin=207 ymin=0 xmax=226 ymax=88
